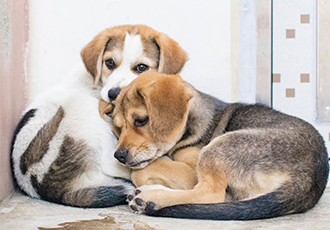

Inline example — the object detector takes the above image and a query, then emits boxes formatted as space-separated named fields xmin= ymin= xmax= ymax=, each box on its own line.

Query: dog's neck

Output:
xmin=60 ymin=62 xmax=102 ymax=99
xmin=168 ymin=84 xmax=229 ymax=156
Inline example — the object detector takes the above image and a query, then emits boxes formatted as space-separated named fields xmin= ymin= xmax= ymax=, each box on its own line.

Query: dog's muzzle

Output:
xmin=114 ymin=148 xmax=129 ymax=164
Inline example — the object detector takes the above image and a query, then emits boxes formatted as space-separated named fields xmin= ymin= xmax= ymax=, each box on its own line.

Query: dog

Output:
xmin=11 ymin=25 xmax=188 ymax=208
xmin=108 ymin=72 xmax=329 ymax=220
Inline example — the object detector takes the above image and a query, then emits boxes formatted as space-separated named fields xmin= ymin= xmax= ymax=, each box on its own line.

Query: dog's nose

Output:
xmin=114 ymin=148 xmax=129 ymax=164
xmin=108 ymin=87 xmax=121 ymax=102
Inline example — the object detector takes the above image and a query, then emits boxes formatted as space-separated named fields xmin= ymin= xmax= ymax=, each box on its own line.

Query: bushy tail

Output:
xmin=145 ymin=190 xmax=320 ymax=220
xmin=61 ymin=184 xmax=133 ymax=208
xmin=31 ymin=175 xmax=134 ymax=208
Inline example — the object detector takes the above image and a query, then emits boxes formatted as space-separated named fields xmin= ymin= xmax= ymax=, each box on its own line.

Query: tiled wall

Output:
xmin=273 ymin=0 xmax=330 ymax=151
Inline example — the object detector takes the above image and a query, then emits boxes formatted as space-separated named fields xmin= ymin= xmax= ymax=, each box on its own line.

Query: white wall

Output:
xmin=28 ymin=0 xmax=234 ymax=102
xmin=273 ymin=0 xmax=330 ymax=150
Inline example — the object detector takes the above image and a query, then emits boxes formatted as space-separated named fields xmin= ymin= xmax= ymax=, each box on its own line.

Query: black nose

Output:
xmin=108 ymin=87 xmax=121 ymax=102
xmin=114 ymin=148 xmax=129 ymax=164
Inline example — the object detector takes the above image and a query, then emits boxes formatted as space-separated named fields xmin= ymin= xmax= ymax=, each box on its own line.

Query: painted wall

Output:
xmin=28 ymin=0 xmax=238 ymax=103
xmin=0 ymin=0 xmax=29 ymax=201
xmin=273 ymin=0 xmax=330 ymax=150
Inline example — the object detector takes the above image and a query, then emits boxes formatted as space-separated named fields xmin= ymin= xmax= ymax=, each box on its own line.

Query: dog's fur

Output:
xmin=11 ymin=25 xmax=188 ymax=208
xmin=109 ymin=72 xmax=329 ymax=220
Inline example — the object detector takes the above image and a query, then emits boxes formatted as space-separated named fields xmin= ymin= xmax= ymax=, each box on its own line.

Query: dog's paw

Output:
xmin=127 ymin=185 xmax=171 ymax=214
xmin=128 ymin=196 xmax=158 ymax=214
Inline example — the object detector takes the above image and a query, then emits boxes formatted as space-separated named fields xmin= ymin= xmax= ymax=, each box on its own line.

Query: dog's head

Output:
xmin=110 ymin=72 xmax=193 ymax=169
xmin=81 ymin=25 xmax=188 ymax=102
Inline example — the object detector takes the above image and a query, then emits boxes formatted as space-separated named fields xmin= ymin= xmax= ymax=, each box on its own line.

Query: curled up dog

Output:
xmin=107 ymin=72 xmax=329 ymax=220
xmin=11 ymin=25 xmax=188 ymax=208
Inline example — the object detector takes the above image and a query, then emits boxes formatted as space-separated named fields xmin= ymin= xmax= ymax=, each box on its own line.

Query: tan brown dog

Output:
xmin=108 ymin=72 xmax=329 ymax=220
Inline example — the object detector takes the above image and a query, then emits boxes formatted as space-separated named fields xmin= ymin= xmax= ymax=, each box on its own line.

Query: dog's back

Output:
xmin=220 ymin=104 xmax=328 ymax=214
xmin=144 ymin=97 xmax=329 ymax=219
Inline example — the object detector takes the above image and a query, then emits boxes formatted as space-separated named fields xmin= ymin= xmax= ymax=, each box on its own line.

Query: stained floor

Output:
xmin=1 ymin=185 xmax=330 ymax=230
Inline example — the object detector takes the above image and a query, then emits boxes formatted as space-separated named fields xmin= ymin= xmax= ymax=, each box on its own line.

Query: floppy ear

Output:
xmin=98 ymin=99 xmax=113 ymax=118
xmin=139 ymin=74 xmax=192 ymax=141
xmin=154 ymin=34 xmax=188 ymax=74
xmin=81 ymin=30 xmax=111 ymax=88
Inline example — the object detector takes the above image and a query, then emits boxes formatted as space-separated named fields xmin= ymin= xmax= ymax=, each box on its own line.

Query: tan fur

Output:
xmin=110 ymin=73 xmax=229 ymax=209
xmin=111 ymin=72 xmax=192 ymax=169
xmin=132 ymin=158 xmax=197 ymax=190
xmin=129 ymin=173 xmax=226 ymax=210
xmin=132 ymin=147 xmax=200 ymax=190
xmin=99 ymin=99 xmax=113 ymax=118
xmin=110 ymin=72 xmax=320 ymax=216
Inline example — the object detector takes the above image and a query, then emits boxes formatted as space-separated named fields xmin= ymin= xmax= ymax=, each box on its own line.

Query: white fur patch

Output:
xmin=101 ymin=34 xmax=144 ymax=102
xmin=12 ymin=64 xmax=131 ymax=198
xmin=137 ymin=184 xmax=175 ymax=192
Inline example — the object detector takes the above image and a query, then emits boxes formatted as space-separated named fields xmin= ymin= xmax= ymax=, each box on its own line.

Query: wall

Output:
xmin=28 ymin=0 xmax=239 ymax=103
xmin=273 ymin=0 xmax=330 ymax=150
xmin=0 ymin=0 xmax=29 ymax=201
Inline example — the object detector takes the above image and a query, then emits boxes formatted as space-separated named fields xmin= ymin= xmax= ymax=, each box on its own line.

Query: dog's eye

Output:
xmin=134 ymin=117 xmax=149 ymax=127
xmin=134 ymin=64 xmax=149 ymax=74
xmin=105 ymin=59 xmax=116 ymax=70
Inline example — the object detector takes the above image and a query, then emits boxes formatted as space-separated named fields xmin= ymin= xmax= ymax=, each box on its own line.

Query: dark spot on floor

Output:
xmin=38 ymin=215 xmax=161 ymax=230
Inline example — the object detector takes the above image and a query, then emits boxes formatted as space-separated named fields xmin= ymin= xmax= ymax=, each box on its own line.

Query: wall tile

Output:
xmin=286 ymin=29 xmax=295 ymax=38
xmin=273 ymin=74 xmax=281 ymax=83
xmin=301 ymin=14 xmax=310 ymax=23
xmin=286 ymin=88 xmax=295 ymax=97
xmin=300 ymin=73 xmax=310 ymax=82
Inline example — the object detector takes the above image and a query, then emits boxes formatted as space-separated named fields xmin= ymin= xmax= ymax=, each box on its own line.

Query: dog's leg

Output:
xmin=128 ymin=146 xmax=227 ymax=214
xmin=128 ymin=167 xmax=227 ymax=214
xmin=131 ymin=147 xmax=200 ymax=190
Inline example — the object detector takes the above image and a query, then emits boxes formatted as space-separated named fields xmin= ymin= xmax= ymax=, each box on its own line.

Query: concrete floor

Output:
xmin=1 ymin=185 xmax=330 ymax=230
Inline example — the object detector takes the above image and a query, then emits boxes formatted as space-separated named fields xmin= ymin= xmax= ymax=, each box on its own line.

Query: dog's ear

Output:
xmin=98 ymin=99 xmax=113 ymax=118
xmin=154 ymin=34 xmax=188 ymax=74
xmin=139 ymin=74 xmax=192 ymax=141
xmin=81 ymin=30 xmax=111 ymax=88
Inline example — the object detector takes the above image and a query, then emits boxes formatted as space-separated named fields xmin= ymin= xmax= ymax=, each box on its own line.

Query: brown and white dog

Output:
xmin=82 ymin=24 xmax=188 ymax=102
xmin=11 ymin=25 xmax=188 ymax=208
xmin=107 ymin=72 xmax=329 ymax=220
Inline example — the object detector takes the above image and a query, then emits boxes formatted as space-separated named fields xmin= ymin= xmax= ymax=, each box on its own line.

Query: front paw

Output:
xmin=128 ymin=194 xmax=158 ymax=214
xmin=127 ymin=185 xmax=170 ymax=214
xmin=127 ymin=189 xmax=146 ymax=214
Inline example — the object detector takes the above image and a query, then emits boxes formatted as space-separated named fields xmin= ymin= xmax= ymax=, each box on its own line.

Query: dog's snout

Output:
xmin=108 ymin=87 xmax=121 ymax=102
xmin=114 ymin=148 xmax=129 ymax=164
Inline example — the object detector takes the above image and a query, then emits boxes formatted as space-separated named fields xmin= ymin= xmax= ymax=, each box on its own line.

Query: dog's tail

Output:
xmin=31 ymin=176 xmax=134 ymax=208
xmin=145 ymin=185 xmax=326 ymax=220
xmin=61 ymin=184 xmax=134 ymax=208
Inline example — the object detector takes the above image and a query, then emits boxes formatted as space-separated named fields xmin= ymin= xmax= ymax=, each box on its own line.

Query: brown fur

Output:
xmin=20 ymin=107 xmax=65 ymax=174
xmin=110 ymin=72 xmax=329 ymax=220
xmin=111 ymin=72 xmax=192 ymax=169
xmin=81 ymin=25 xmax=188 ymax=88
xmin=31 ymin=135 xmax=92 ymax=206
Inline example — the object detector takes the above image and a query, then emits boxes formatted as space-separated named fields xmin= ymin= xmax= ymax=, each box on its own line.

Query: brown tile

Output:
xmin=286 ymin=88 xmax=295 ymax=98
xmin=273 ymin=74 xmax=281 ymax=83
xmin=286 ymin=29 xmax=295 ymax=39
xmin=300 ymin=73 xmax=310 ymax=83
xmin=301 ymin=14 xmax=310 ymax=24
